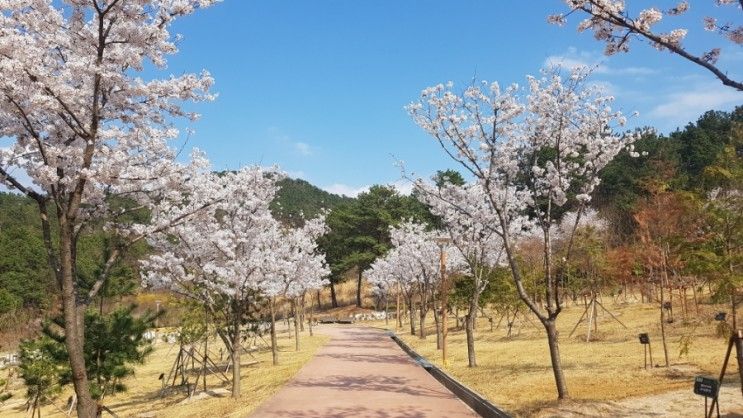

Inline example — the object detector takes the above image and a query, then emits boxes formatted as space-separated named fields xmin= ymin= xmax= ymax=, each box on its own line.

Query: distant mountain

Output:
xmin=271 ymin=178 xmax=353 ymax=226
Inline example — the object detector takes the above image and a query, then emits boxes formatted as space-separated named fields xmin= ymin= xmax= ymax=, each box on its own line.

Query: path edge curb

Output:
xmin=387 ymin=331 xmax=511 ymax=418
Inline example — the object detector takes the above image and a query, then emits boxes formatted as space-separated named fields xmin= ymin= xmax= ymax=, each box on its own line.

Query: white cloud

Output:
xmin=322 ymin=180 xmax=413 ymax=198
xmin=611 ymin=66 xmax=657 ymax=76
xmin=544 ymin=47 xmax=657 ymax=76
xmin=587 ymin=80 xmax=615 ymax=96
xmin=265 ymin=127 xmax=315 ymax=157
xmin=545 ymin=47 xmax=608 ymax=73
xmin=285 ymin=170 xmax=306 ymax=180
xmin=650 ymin=82 xmax=742 ymax=131
xmin=322 ymin=183 xmax=370 ymax=197
xmin=389 ymin=179 xmax=414 ymax=196
xmin=294 ymin=142 xmax=312 ymax=156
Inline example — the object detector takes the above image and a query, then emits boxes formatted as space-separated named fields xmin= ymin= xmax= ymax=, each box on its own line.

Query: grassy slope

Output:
xmin=387 ymin=298 xmax=739 ymax=416
xmin=2 ymin=324 xmax=329 ymax=418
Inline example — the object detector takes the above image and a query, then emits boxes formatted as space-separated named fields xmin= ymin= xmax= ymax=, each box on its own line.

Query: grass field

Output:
xmin=3 ymin=282 xmax=741 ymax=417
xmin=1 ymin=323 xmax=329 ymax=418
xmin=386 ymin=297 xmax=742 ymax=416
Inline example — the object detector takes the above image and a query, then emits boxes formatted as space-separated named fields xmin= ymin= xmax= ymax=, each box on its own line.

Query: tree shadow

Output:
xmin=262 ymin=405 xmax=430 ymax=418
xmin=289 ymin=374 xmax=452 ymax=399
xmin=315 ymin=352 xmax=414 ymax=365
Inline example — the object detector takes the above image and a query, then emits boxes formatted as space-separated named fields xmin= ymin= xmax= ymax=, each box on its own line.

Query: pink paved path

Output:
xmin=250 ymin=325 xmax=479 ymax=418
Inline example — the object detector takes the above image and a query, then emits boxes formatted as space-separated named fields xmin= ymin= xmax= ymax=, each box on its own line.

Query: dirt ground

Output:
xmin=536 ymin=383 xmax=743 ymax=417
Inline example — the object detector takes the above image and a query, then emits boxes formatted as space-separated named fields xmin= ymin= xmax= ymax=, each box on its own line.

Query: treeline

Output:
xmin=322 ymin=107 xmax=742 ymax=312
xmin=0 ymin=177 xmax=348 ymax=330
xmin=270 ymin=177 xmax=353 ymax=226
xmin=319 ymin=185 xmax=438 ymax=307
xmin=437 ymin=106 xmax=742 ymax=332
xmin=0 ymin=107 xmax=740 ymax=323
xmin=0 ymin=194 xmax=149 ymax=325
xmin=487 ymin=106 xmax=740 ymax=292
xmin=596 ymin=108 xmax=742 ymax=240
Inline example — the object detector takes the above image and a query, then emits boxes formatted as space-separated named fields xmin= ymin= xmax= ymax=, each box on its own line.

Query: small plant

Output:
xmin=716 ymin=321 xmax=733 ymax=339
xmin=0 ymin=368 xmax=13 ymax=403
xmin=678 ymin=335 xmax=693 ymax=359
xmin=18 ymin=336 xmax=67 ymax=417
xmin=19 ymin=304 xmax=158 ymax=410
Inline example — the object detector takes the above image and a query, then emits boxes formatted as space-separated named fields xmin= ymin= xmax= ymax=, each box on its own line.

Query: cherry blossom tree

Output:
xmin=368 ymin=242 xmax=420 ymax=336
xmin=368 ymin=221 xmax=463 ymax=343
xmin=367 ymin=256 xmax=398 ymax=326
xmin=407 ymin=69 xmax=637 ymax=399
xmin=280 ymin=217 xmax=331 ymax=352
xmin=416 ymin=183 xmax=506 ymax=367
xmin=389 ymin=221 xmax=444 ymax=340
xmin=549 ymin=1 xmax=743 ymax=90
xmin=143 ymin=167 xmax=281 ymax=398
xmin=0 ymin=1 xmax=218 ymax=414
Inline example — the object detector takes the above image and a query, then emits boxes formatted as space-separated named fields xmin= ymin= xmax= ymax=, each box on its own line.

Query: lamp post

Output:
xmin=435 ymin=236 xmax=452 ymax=366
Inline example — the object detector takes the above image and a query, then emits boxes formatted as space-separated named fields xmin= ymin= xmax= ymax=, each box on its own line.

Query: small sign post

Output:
xmin=693 ymin=376 xmax=720 ymax=418
xmin=639 ymin=333 xmax=653 ymax=369
xmin=707 ymin=329 xmax=743 ymax=418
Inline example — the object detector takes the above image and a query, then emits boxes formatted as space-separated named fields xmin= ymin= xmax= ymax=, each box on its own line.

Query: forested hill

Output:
xmin=0 ymin=192 xmax=50 ymax=314
xmin=0 ymin=177 xmax=350 ymax=316
xmin=271 ymin=177 xmax=353 ymax=226
xmin=0 ymin=107 xmax=739 ymax=316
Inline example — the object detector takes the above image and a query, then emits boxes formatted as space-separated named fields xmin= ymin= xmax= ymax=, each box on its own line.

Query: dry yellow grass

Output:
xmin=383 ymin=298 xmax=740 ymax=416
xmin=315 ymin=272 xmax=378 ymax=309
xmin=1 ymin=323 xmax=329 ymax=418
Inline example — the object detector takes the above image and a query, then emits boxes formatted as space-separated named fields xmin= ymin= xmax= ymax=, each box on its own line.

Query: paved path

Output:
xmin=250 ymin=325 xmax=479 ymax=418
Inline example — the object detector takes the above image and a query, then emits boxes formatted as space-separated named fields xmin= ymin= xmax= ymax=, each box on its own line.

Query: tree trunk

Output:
xmin=396 ymin=285 xmax=402 ymax=329
xmin=270 ymin=298 xmax=278 ymax=366
xmin=284 ymin=307 xmax=290 ymax=329
xmin=659 ymin=249 xmax=670 ymax=367
xmin=316 ymin=290 xmax=322 ymax=310
xmin=330 ymin=282 xmax=338 ymax=308
xmin=735 ymin=331 xmax=743 ymax=397
xmin=309 ymin=293 xmax=315 ymax=337
xmin=500 ymin=220 xmax=569 ymax=401
xmin=299 ymin=295 xmax=305 ymax=332
xmin=732 ymin=289 xmax=738 ymax=330
xmin=544 ymin=319 xmax=569 ymax=400
xmin=466 ymin=297 xmax=478 ymax=367
xmin=356 ymin=269 xmax=363 ymax=307
xmin=439 ymin=246 xmax=450 ymax=366
xmin=60 ymin=226 xmax=97 ymax=418
xmin=293 ymin=299 xmax=300 ymax=351
xmin=432 ymin=299 xmax=442 ymax=350
xmin=419 ymin=307 xmax=427 ymax=339
xmin=455 ymin=307 xmax=460 ymax=331
xmin=385 ymin=295 xmax=389 ymax=326
xmin=231 ymin=312 xmax=241 ymax=398
xmin=408 ymin=302 xmax=416 ymax=336
xmin=659 ymin=285 xmax=670 ymax=367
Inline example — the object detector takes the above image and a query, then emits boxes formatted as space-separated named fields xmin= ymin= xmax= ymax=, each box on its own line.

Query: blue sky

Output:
xmin=163 ymin=0 xmax=742 ymax=196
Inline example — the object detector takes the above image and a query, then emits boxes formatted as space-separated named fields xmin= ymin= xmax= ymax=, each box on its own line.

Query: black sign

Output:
xmin=663 ymin=301 xmax=672 ymax=310
xmin=639 ymin=333 xmax=650 ymax=344
xmin=715 ymin=312 xmax=727 ymax=321
xmin=694 ymin=376 xmax=719 ymax=398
